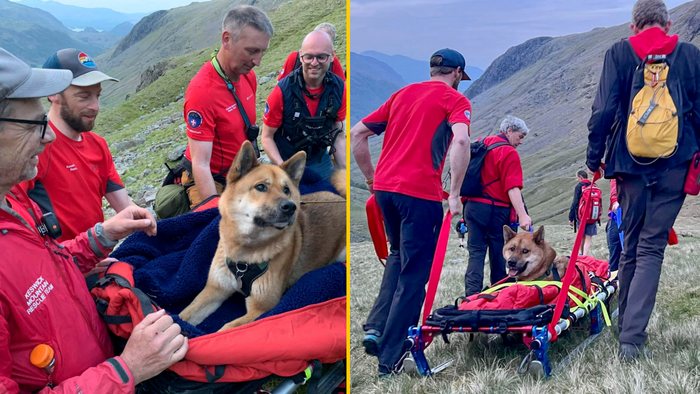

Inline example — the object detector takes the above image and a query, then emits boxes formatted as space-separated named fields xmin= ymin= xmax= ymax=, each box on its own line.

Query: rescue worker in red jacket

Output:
xmin=464 ymin=116 xmax=531 ymax=297
xmin=0 ymin=47 xmax=188 ymax=394
xmin=277 ymin=23 xmax=345 ymax=82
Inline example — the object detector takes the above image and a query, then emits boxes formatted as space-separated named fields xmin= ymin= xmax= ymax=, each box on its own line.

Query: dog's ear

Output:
xmin=280 ymin=151 xmax=306 ymax=186
xmin=533 ymin=225 xmax=545 ymax=245
xmin=227 ymin=141 xmax=259 ymax=184
xmin=503 ymin=225 xmax=517 ymax=243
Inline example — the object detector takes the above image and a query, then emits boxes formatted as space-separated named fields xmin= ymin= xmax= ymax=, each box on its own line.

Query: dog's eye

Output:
xmin=255 ymin=184 xmax=267 ymax=192
xmin=284 ymin=186 xmax=290 ymax=195
xmin=522 ymin=249 xmax=529 ymax=254
xmin=510 ymin=247 xmax=515 ymax=251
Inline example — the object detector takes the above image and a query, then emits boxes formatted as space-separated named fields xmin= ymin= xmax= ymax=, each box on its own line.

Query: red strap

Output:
xmin=366 ymin=195 xmax=388 ymax=265
xmin=548 ymin=168 xmax=603 ymax=339
xmin=421 ymin=211 xmax=452 ymax=325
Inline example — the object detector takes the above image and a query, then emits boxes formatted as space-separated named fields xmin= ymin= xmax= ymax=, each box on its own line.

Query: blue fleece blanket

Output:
xmin=110 ymin=169 xmax=346 ymax=337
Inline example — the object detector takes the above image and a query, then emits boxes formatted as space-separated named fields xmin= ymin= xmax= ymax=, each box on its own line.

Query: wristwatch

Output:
xmin=94 ymin=222 xmax=119 ymax=249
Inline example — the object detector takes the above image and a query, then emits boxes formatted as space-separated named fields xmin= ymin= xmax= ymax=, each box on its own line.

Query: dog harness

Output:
xmin=226 ymin=258 xmax=269 ymax=298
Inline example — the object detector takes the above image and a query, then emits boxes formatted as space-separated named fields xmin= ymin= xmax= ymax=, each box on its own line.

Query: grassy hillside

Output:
xmin=92 ymin=0 xmax=345 ymax=200
xmin=95 ymin=0 xmax=298 ymax=108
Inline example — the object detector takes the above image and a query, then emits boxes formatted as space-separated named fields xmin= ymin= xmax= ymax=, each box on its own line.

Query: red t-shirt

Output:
xmin=263 ymin=84 xmax=347 ymax=128
xmin=277 ymin=51 xmax=345 ymax=81
xmin=362 ymin=81 xmax=472 ymax=202
xmin=23 ymin=121 xmax=124 ymax=242
xmin=184 ymin=62 xmax=257 ymax=175
xmin=468 ymin=134 xmax=523 ymax=207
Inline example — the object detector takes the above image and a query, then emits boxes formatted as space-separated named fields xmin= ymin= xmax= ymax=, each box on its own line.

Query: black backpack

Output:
xmin=459 ymin=138 xmax=509 ymax=198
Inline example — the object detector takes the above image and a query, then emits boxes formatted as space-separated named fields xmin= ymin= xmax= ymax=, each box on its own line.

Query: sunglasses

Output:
xmin=0 ymin=116 xmax=49 ymax=139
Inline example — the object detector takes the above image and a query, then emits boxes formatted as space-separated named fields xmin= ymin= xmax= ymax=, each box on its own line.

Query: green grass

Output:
xmin=349 ymin=222 xmax=700 ymax=393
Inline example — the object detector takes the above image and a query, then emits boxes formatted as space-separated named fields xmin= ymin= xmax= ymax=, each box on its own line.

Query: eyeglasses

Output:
xmin=299 ymin=53 xmax=332 ymax=64
xmin=0 ymin=116 xmax=48 ymax=139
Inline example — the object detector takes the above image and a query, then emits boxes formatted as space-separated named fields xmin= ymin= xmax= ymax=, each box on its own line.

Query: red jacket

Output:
xmin=468 ymin=134 xmax=523 ymax=208
xmin=609 ymin=179 xmax=618 ymax=214
xmin=0 ymin=186 xmax=135 ymax=394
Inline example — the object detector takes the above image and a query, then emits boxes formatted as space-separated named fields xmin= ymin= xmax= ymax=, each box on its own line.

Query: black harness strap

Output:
xmin=226 ymin=258 xmax=269 ymax=297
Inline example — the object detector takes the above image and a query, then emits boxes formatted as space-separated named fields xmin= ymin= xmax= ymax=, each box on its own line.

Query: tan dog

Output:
xmin=502 ymin=225 xmax=568 ymax=281
xmin=179 ymin=141 xmax=346 ymax=331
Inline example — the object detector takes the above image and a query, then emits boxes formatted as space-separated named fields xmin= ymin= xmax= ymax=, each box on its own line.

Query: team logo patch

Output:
xmin=264 ymin=101 xmax=270 ymax=115
xmin=464 ymin=110 xmax=471 ymax=120
xmin=187 ymin=110 xmax=203 ymax=128
xmin=78 ymin=52 xmax=96 ymax=68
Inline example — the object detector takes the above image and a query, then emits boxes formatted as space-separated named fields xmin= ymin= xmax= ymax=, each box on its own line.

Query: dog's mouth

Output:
xmin=508 ymin=262 xmax=528 ymax=277
xmin=253 ymin=215 xmax=295 ymax=230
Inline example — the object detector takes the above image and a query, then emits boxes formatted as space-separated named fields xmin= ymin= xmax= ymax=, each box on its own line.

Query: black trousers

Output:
xmin=617 ymin=164 xmax=686 ymax=346
xmin=464 ymin=200 xmax=510 ymax=297
xmin=363 ymin=191 xmax=443 ymax=372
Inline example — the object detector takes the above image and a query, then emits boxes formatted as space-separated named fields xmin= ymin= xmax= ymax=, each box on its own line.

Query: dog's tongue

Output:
xmin=508 ymin=268 xmax=519 ymax=277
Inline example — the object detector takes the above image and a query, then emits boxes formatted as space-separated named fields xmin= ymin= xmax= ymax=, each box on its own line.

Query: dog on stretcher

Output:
xmin=179 ymin=141 xmax=346 ymax=331
xmin=502 ymin=225 xmax=569 ymax=281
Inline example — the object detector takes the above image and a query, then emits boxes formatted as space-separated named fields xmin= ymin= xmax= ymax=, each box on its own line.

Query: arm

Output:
xmin=587 ymin=47 xmax=620 ymax=172
xmin=448 ymin=123 xmax=471 ymax=215
xmin=350 ymin=122 xmax=376 ymax=191
xmin=507 ymin=188 xmax=531 ymax=231
xmin=332 ymin=121 xmax=346 ymax=169
xmin=188 ymin=139 xmax=217 ymax=200
xmin=105 ymin=189 xmax=136 ymax=213
xmin=261 ymin=125 xmax=285 ymax=165
xmin=610 ymin=179 xmax=619 ymax=211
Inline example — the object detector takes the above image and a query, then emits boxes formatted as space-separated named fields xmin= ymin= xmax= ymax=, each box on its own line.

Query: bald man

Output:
xmin=262 ymin=30 xmax=346 ymax=179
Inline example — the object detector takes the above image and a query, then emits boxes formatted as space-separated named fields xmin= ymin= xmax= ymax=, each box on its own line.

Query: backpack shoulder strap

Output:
xmin=486 ymin=141 xmax=510 ymax=152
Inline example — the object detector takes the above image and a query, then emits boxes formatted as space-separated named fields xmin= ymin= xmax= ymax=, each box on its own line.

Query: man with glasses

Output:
xmin=0 ymin=47 xmax=187 ymax=393
xmin=262 ymin=29 xmax=346 ymax=179
xmin=277 ymin=23 xmax=345 ymax=82
xmin=20 ymin=49 xmax=134 ymax=254
xmin=182 ymin=5 xmax=273 ymax=208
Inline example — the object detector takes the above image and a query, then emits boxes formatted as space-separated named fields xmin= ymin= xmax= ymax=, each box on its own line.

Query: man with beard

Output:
xmin=182 ymin=5 xmax=273 ymax=208
xmin=350 ymin=48 xmax=471 ymax=377
xmin=262 ymin=30 xmax=346 ymax=180
xmin=23 ymin=49 xmax=134 ymax=254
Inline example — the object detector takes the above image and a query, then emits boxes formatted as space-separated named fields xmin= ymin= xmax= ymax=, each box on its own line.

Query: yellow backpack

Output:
xmin=626 ymin=54 xmax=679 ymax=162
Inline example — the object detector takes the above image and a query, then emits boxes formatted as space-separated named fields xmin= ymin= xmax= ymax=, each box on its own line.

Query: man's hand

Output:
xmin=84 ymin=257 xmax=117 ymax=278
xmin=569 ymin=220 xmax=574 ymax=227
xmin=120 ymin=309 xmax=188 ymax=385
xmin=612 ymin=202 xmax=620 ymax=212
xmin=519 ymin=213 xmax=532 ymax=232
xmin=102 ymin=205 xmax=157 ymax=241
xmin=448 ymin=194 xmax=462 ymax=216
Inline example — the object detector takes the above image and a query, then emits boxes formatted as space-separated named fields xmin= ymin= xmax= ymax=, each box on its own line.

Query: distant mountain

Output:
xmin=95 ymin=0 xmax=345 ymax=107
xmin=109 ymin=21 xmax=135 ymax=37
xmin=17 ymin=0 xmax=147 ymax=31
xmin=0 ymin=0 xmax=104 ymax=66
xmin=349 ymin=52 xmax=406 ymax=125
xmin=361 ymin=50 xmax=484 ymax=91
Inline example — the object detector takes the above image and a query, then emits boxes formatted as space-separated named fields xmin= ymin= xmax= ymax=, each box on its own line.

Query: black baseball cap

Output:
xmin=0 ymin=47 xmax=72 ymax=101
xmin=430 ymin=48 xmax=471 ymax=81
xmin=42 ymin=48 xmax=118 ymax=86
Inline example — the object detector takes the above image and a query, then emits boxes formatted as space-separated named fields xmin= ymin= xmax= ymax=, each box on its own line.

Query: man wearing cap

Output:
xmin=21 ymin=49 xmax=133 ymax=248
xmin=262 ymin=29 xmax=346 ymax=180
xmin=350 ymin=48 xmax=472 ymax=376
xmin=182 ymin=6 xmax=273 ymax=208
xmin=0 ymin=47 xmax=187 ymax=393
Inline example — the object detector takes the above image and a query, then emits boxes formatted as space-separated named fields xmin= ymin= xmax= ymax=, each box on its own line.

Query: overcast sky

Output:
xmin=351 ymin=0 xmax=689 ymax=69
xmin=15 ymin=0 xmax=212 ymax=14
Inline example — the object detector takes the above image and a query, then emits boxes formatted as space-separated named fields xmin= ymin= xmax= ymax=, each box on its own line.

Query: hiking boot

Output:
xmin=619 ymin=343 xmax=652 ymax=362
xmin=363 ymin=329 xmax=382 ymax=356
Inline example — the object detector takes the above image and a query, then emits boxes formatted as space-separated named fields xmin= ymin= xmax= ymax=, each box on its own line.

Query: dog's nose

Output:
xmin=507 ymin=259 xmax=518 ymax=268
xmin=280 ymin=200 xmax=297 ymax=213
